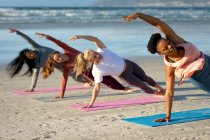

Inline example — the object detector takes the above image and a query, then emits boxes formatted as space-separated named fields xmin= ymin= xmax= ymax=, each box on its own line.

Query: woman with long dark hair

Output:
xmin=36 ymin=33 xmax=133 ymax=99
xmin=7 ymin=48 xmax=36 ymax=78
xmin=7 ymin=28 xmax=91 ymax=92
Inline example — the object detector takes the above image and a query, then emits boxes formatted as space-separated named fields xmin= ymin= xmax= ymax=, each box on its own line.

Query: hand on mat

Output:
xmin=154 ymin=117 xmax=170 ymax=123
xmin=53 ymin=96 xmax=63 ymax=100
xmin=82 ymin=104 xmax=93 ymax=108
xmin=25 ymin=89 xmax=34 ymax=92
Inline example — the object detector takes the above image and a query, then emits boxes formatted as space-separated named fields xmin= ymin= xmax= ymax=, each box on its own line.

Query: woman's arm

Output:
xmin=59 ymin=68 xmax=70 ymax=98
xmin=70 ymin=35 xmax=106 ymax=49
xmin=26 ymin=68 xmax=40 ymax=92
xmin=8 ymin=28 xmax=40 ymax=49
xmin=155 ymin=65 xmax=176 ymax=122
xmin=35 ymin=33 xmax=77 ymax=52
xmin=123 ymin=13 xmax=186 ymax=44
xmin=83 ymin=83 xmax=101 ymax=108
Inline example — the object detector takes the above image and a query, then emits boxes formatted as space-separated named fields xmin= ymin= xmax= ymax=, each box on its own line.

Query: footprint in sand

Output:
xmin=41 ymin=131 xmax=56 ymax=139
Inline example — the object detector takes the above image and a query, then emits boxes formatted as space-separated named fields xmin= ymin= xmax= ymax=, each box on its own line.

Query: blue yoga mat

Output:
xmin=122 ymin=108 xmax=210 ymax=127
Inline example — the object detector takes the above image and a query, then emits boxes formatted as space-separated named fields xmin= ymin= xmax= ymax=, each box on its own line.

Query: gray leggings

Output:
xmin=189 ymin=54 xmax=210 ymax=93
xmin=119 ymin=59 xmax=157 ymax=94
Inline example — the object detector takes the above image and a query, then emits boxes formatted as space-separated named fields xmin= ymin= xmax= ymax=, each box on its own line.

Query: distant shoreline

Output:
xmin=1 ymin=6 xmax=210 ymax=8
xmin=1 ymin=20 xmax=210 ymax=29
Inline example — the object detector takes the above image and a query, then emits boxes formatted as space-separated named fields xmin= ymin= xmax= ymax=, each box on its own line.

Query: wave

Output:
xmin=1 ymin=7 xmax=210 ymax=24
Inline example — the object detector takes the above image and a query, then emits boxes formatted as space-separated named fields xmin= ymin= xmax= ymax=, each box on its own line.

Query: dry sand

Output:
xmin=1 ymin=56 xmax=210 ymax=140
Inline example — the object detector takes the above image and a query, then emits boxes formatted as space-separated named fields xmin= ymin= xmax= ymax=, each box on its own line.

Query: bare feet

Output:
xmin=154 ymin=85 xmax=165 ymax=96
xmin=158 ymin=87 xmax=166 ymax=94
xmin=123 ymin=87 xmax=135 ymax=93
xmin=83 ymin=82 xmax=94 ymax=87
xmin=154 ymin=90 xmax=165 ymax=98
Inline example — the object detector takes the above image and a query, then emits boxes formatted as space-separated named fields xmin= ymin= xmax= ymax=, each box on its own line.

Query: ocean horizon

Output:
xmin=1 ymin=6 xmax=210 ymax=24
xmin=0 ymin=6 xmax=210 ymax=65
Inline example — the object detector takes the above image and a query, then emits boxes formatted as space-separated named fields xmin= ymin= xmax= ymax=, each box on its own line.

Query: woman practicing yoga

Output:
xmin=36 ymin=33 xmax=132 ymax=99
xmin=7 ymin=28 xmax=91 ymax=92
xmin=70 ymin=35 xmax=165 ymax=108
xmin=123 ymin=12 xmax=210 ymax=122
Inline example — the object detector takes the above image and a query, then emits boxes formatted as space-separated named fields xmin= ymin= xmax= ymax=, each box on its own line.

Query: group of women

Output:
xmin=7 ymin=12 xmax=210 ymax=122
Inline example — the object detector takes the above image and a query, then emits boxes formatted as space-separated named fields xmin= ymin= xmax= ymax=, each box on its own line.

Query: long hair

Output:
xmin=6 ymin=49 xmax=36 ymax=78
xmin=42 ymin=51 xmax=59 ymax=79
xmin=73 ymin=53 xmax=92 ymax=78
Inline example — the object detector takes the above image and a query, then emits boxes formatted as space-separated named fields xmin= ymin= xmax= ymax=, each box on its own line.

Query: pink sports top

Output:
xmin=164 ymin=42 xmax=205 ymax=85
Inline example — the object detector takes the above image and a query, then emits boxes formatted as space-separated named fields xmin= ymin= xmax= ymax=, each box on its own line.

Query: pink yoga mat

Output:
xmin=13 ymin=85 xmax=91 ymax=95
xmin=67 ymin=96 xmax=164 ymax=112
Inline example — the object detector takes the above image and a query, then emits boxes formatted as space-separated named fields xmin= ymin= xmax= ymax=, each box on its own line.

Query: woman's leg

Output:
xmin=189 ymin=78 xmax=210 ymax=92
xmin=119 ymin=60 xmax=155 ymax=94
xmin=131 ymin=61 xmax=157 ymax=87
xmin=132 ymin=61 xmax=165 ymax=93
xmin=190 ymin=54 xmax=210 ymax=93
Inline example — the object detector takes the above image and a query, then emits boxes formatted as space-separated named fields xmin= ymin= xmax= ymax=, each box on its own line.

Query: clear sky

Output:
xmin=0 ymin=0 xmax=96 ymax=7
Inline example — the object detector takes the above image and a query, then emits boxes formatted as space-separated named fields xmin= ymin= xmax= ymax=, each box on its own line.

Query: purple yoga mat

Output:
xmin=67 ymin=96 xmax=164 ymax=112
xmin=13 ymin=85 xmax=91 ymax=95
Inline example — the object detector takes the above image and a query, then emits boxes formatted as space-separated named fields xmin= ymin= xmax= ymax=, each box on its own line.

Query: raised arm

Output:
xmin=35 ymin=32 xmax=77 ymax=52
xmin=155 ymin=65 xmax=176 ymax=122
xmin=8 ymin=28 xmax=40 ymax=49
xmin=70 ymin=35 xmax=106 ymax=49
xmin=123 ymin=13 xmax=186 ymax=44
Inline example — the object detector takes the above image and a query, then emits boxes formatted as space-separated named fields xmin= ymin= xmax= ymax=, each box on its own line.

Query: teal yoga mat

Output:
xmin=122 ymin=108 xmax=210 ymax=127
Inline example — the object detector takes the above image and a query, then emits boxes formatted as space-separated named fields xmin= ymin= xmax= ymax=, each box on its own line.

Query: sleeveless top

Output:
xmin=164 ymin=42 xmax=205 ymax=85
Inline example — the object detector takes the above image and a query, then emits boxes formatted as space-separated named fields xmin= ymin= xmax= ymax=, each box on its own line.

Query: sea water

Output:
xmin=0 ymin=7 xmax=210 ymax=64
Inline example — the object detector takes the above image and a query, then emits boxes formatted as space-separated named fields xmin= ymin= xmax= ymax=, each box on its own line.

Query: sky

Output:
xmin=0 ymin=0 xmax=95 ymax=7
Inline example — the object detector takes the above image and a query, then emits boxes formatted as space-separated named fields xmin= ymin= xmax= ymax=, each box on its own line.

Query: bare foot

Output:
xmin=154 ymin=90 xmax=165 ymax=98
xmin=158 ymin=87 xmax=166 ymax=94
xmin=83 ymin=83 xmax=90 ymax=87
xmin=122 ymin=87 xmax=135 ymax=93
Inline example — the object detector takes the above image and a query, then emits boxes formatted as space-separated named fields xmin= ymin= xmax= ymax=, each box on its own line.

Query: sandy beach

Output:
xmin=1 ymin=56 xmax=210 ymax=140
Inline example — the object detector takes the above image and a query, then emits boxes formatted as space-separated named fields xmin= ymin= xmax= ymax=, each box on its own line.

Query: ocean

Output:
xmin=0 ymin=6 xmax=210 ymax=65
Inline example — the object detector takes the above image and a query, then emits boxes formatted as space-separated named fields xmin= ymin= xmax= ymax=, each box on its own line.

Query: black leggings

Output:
xmin=119 ymin=59 xmax=157 ymax=94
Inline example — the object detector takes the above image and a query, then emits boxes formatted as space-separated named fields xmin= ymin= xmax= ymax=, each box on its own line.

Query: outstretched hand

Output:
xmin=35 ymin=32 xmax=48 ymax=38
xmin=8 ymin=28 xmax=17 ymax=33
xmin=69 ymin=35 xmax=81 ymax=41
xmin=122 ymin=13 xmax=139 ymax=22
xmin=154 ymin=117 xmax=170 ymax=123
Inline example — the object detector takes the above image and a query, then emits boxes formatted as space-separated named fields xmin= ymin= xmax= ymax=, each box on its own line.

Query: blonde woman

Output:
xmin=36 ymin=33 xmax=131 ymax=99
xmin=70 ymin=35 xmax=165 ymax=108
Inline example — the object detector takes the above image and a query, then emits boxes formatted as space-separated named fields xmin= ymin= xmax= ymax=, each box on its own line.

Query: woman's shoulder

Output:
xmin=176 ymin=42 xmax=195 ymax=47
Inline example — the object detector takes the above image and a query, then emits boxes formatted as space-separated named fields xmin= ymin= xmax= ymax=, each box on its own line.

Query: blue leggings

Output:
xmin=189 ymin=54 xmax=210 ymax=93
